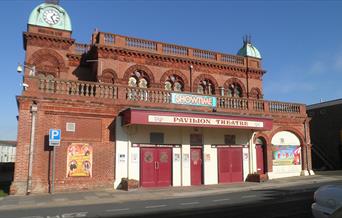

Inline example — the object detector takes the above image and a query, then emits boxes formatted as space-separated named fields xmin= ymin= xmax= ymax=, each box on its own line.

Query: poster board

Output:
xmin=66 ymin=143 xmax=93 ymax=177
xmin=272 ymin=145 xmax=301 ymax=166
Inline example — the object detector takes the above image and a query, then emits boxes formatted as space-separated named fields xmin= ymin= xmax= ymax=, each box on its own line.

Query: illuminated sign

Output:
xmin=171 ymin=93 xmax=217 ymax=107
xmin=148 ymin=115 xmax=264 ymax=128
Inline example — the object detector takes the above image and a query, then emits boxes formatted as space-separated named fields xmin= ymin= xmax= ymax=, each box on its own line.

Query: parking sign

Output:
xmin=49 ymin=129 xmax=61 ymax=146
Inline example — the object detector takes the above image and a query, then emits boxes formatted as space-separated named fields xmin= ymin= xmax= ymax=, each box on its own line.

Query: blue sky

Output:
xmin=0 ymin=0 xmax=341 ymax=140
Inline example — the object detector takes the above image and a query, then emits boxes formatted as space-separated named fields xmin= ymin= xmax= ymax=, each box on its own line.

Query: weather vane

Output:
xmin=243 ymin=34 xmax=252 ymax=44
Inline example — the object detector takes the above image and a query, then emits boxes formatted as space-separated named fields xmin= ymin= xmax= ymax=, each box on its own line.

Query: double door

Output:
xmin=218 ymin=147 xmax=243 ymax=183
xmin=140 ymin=147 xmax=172 ymax=187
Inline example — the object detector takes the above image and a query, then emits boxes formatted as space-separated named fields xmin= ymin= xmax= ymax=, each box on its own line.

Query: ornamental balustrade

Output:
xmin=97 ymin=32 xmax=246 ymax=67
xmin=39 ymin=78 xmax=117 ymax=99
xmin=35 ymin=78 xmax=304 ymax=115
xmin=74 ymin=43 xmax=90 ymax=55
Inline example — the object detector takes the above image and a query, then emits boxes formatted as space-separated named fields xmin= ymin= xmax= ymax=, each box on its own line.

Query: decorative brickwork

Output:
xmin=224 ymin=78 xmax=247 ymax=97
xmin=192 ymin=74 xmax=219 ymax=95
xmin=12 ymin=10 xmax=310 ymax=194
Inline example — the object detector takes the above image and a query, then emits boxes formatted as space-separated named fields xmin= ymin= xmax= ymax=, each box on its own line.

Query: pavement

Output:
xmin=1 ymin=171 xmax=342 ymax=211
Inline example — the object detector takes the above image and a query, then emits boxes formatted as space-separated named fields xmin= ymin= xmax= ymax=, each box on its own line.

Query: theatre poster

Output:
xmin=66 ymin=143 xmax=93 ymax=177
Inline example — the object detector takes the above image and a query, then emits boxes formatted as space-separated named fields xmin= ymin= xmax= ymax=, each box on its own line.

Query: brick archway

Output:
xmin=160 ymin=69 xmax=189 ymax=91
xmin=193 ymin=74 xmax=218 ymax=94
xmin=224 ymin=78 xmax=247 ymax=97
xmin=99 ymin=68 xmax=118 ymax=84
xmin=250 ymin=87 xmax=263 ymax=99
xmin=253 ymin=132 xmax=271 ymax=173
xmin=254 ymin=132 xmax=270 ymax=145
xmin=123 ymin=64 xmax=155 ymax=85
xmin=269 ymin=127 xmax=307 ymax=171
xmin=269 ymin=127 xmax=305 ymax=146
xmin=28 ymin=49 xmax=66 ymax=77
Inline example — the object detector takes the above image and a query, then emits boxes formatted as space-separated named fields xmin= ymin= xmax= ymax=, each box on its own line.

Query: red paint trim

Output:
xmin=122 ymin=108 xmax=273 ymax=130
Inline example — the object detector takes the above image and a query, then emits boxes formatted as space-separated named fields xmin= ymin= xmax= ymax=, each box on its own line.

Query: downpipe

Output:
xmin=27 ymin=103 xmax=38 ymax=194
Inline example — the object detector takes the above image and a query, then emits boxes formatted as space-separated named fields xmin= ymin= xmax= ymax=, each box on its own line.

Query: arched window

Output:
xmin=164 ymin=75 xmax=184 ymax=92
xmin=101 ymin=71 xmax=116 ymax=84
xmin=250 ymin=87 xmax=263 ymax=99
xmin=197 ymin=79 xmax=215 ymax=95
xmin=128 ymin=70 xmax=149 ymax=88
xmin=227 ymin=83 xmax=243 ymax=97
xmin=127 ymin=70 xmax=150 ymax=101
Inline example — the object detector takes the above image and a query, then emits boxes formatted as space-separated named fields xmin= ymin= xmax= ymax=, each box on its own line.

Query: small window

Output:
xmin=224 ymin=135 xmax=236 ymax=144
xmin=190 ymin=134 xmax=203 ymax=145
xmin=150 ymin=132 xmax=164 ymax=144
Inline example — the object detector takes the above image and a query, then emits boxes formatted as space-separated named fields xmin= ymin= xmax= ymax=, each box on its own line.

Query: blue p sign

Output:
xmin=49 ymin=129 xmax=61 ymax=142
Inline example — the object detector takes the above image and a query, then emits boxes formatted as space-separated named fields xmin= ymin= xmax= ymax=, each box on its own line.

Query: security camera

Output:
xmin=22 ymin=83 xmax=29 ymax=90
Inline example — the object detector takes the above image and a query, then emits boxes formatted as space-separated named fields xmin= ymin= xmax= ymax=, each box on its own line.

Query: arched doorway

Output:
xmin=256 ymin=137 xmax=267 ymax=174
xmin=270 ymin=131 xmax=302 ymax=178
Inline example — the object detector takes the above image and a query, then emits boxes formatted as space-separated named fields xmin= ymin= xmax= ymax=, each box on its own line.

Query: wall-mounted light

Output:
xmin=17 ymin=63 xmax=36 ymax=76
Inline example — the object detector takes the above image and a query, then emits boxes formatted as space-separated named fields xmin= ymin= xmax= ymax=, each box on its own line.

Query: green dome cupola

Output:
xmin=28 ymin=1 xmax=72 ymax=31
xmin=237 ymin=35 xmax=261 ymax=59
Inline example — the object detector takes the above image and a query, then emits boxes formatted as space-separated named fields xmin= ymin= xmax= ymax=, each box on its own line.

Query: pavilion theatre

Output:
xmin=11 ymin=1 xmax=314 ymax=194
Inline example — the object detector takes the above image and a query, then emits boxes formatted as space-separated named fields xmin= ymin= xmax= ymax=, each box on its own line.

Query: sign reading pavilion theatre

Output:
xmin=171 ymin=93 xmax=217 ymax=107
xmin=148 ymin=115 xmax=264 ymax=128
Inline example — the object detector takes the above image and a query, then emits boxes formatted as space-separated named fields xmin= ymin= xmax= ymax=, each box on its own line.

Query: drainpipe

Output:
xmin=303 ymin=119 xmax=310 ymax=175
xmin=189 ymin=65 xmax=193 ymax=93
xmin=27 ymin=102 xmax=38 ymax=195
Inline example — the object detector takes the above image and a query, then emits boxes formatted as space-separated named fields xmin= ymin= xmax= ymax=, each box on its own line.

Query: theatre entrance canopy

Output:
xmin=120 ymin=108 xmax=273 ymax=131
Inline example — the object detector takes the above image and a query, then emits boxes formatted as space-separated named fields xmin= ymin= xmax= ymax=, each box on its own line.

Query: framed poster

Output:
xmin=272 ymin=145 xmax=301 ymax=166
xmin=66 ymin=143 xmax=93 ymax=177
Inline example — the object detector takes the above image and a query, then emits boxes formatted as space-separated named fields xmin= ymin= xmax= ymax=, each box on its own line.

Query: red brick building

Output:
xmin=11 ymin=1 xmax=313 ymax=194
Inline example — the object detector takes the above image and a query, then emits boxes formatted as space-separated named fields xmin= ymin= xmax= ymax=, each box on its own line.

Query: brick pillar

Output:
xmin=307 ymin=144 xmax=314 ymax=175
xmin=10 ymin=99 xmax=33 ymax=195
xmin=301 ymin=143 xmax=308 ymax=171
xmin=266 ymin=142 xmax=273 ymax=173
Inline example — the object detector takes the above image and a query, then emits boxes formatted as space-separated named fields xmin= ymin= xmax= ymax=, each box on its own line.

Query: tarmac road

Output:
xmin=0 ymin=183 xmax=321 ymax=218
xmin=2 ymin=173 xmax=342 ymax=218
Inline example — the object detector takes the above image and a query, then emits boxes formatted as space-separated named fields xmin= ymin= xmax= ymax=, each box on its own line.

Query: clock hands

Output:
xmin=51 ymin=14 xmax=58 ymax=24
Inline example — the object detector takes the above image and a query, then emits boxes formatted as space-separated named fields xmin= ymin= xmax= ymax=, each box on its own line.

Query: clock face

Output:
xmin=42 ymin=8 xmax=61 ymax=25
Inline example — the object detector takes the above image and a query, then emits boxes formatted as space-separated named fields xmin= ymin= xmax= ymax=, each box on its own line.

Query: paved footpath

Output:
xmin=1 ymin=171 xmax=342 ymax=211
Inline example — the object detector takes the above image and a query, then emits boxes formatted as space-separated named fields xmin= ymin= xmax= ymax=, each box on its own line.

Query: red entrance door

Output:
xmin=218 ymin=147 xmax=243 ymax=183
xmin=191 ymin=148 xmax=203 ymax=185
xmin=140 ymin=147 xmax=172 ymax=187
xmin=256 ymin=144 xmax=265 ymax=174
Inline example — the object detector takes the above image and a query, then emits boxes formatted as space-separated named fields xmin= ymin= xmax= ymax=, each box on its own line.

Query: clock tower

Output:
xmin=28 ymin=0 xmax=72 ymax=32
xmin=22 ymin=1 xmax=76 ymax=80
